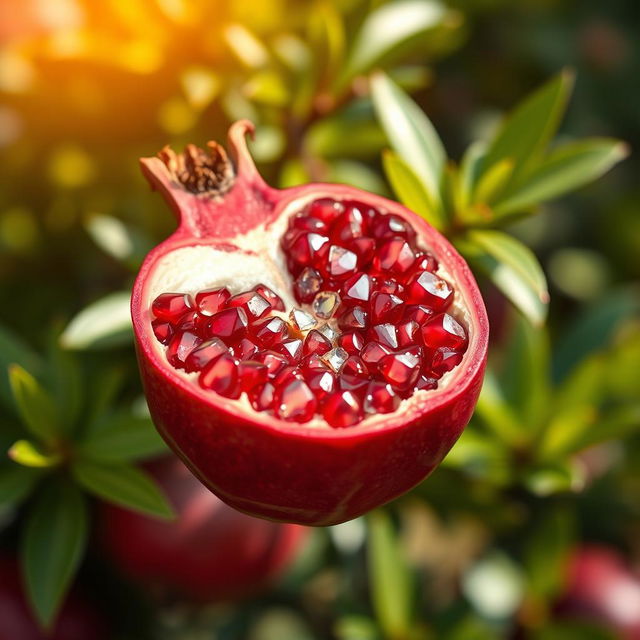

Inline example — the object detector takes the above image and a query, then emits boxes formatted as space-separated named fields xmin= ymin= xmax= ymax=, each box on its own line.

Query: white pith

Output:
xmin=143 ymin=196 xmax=472 ymax=430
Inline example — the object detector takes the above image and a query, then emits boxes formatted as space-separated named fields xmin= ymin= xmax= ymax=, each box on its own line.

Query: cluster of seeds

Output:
xmin=150 ymin=198 xmax=468 ymax=428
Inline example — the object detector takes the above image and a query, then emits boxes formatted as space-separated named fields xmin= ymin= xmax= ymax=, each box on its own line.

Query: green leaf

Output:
xmin=243 ymin=70 xmax=290 ymax=107
xmin=482 ymin=70 xmax=574 ymax=184
xmin=367 ymin=509 xmax=413 ymax=639
xmin=340 ymin=0 xmax=449 ymax=89
xmin=334 ymin=616 xmax=379 ymax=640
xmin=382 ymin=150 xmax=446 ymax=230
xmin=473 ymin=158 xmax=514 ymax=206
xmin=72 ymin=460 xmax=174 ymax=519
xmin=457 ymin=230 xmax=549 ymax=327
xmin=85 ymin=366 xmax=125 ymax=432
xmin=0 ymin=324 xmax=43 ymax=413
xmin=371 ymin=71 xmax=446 ymax=209
xmin=59 ymin=291 xmax=132 ymax=350
xmin=0 ymin=465 xmax=40 ymax=508
xmin=21 ymin=481 xmax=88 ymax=628
xmin=308 ymin=0 xmax=345 ymax=99
xmin=524 ymin=460 xmax=585 ymax=497
xmin=47 ymin=344 xmax=83 ymax=432
xmin=8 ymin=364 xmax=60 ymax=443
xmin=495 ymin=138 xmax=628 ymax=217
xmin=9 ymin=440 xmax=62 ymax=468
xmin=78 ymin=414 xmax=167 ymax=463
xmin=457 ymin=141 xmax=487 ymax=212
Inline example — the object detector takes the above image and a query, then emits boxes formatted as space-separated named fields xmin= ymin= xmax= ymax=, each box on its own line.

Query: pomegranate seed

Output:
xmin=371 ymin=214 xmax=416 ymax=242
xmin=184 ymin=338 xmax=228 ymax=373
xmin=274 ymin=379 xmax=317 ymax=422
xmin=308 ymin=198 xmax=344 ymax=223
xmin=322 ymin=391 xmax=363 ymax=428
xmin=289 ymin=232 xmax=330 ymax=267
xmin=407 ymin=271 xmax=453 ymax=311
xmin=364 ymin=381 xmax=400 ymax=414
xmin=337 ymin=331 xmax=364 ymax=354
xmin=322 ymin=347 xmax=349 ymax=373
xmin=397 ymin=320 xmax=420 ymax=347
xmin=152 ymin=319 xmax=174 ymax=344
xmin=431 ymin=347 xmax=464 ymax=377
xmin=274 ymin=365 xmax=305 ymax=387
xmin=369 ymin=323 xmax=398 ymax=349
xmin=237 ymin=361 xmax=269 ymax=390
xmin=341 ymin=273 xmax=372 ymax=305
xmin=208 ymin=307 xmax=248 ymax=341
xmin=379 ymin=348 xmax=422 ymax=389
xmin=326 ymin=245 xmax=358 ymax=279
xmin=227 ymin=291 xmax=271 ymax=321
xmin=290 ymin=308 xmax=316 ymax=333
xmin=415 ymin=375 xmax=438 ymax=391
xmin=374 ymin=279 xmax=405 ymax=296
xmin=330 ymin=206 xmax=366 ymax=242
xmin=313 ymin=291 xmax=341 ymax=319
xmin=276 ymin=338 xmax=303 ymax=362
xmin=166 ymin=330 xmax=202 ymax=369
xmin=254 ymin=351 xmax=289 ymax=377
xmin=249 ymin=382 xmax=275 ymax=411
xmin=403 ymin=305 xmax=434 ymax=324
xmin=251 ymin=316 xmax=289 ymax=347
xmin=254 ymin=284 xmax=285 ymax=311
xmin=421 ymin=313 xmax=467 ymax=350
xmin=337 ymin=306 xmax=369 ymax=331
xmin=231 ymin=337 xmax=259 ymax=360
xmin=361 ymin=341 xmax=392 ymax=368
xmin=411 ymin=253 xmax=438 ymax=274
xmin=372 ymin=237 xmax=416 ymax=275
xmin=195 ymin=288 xmax=230 ymax=317
xmin=339 ymin=374 xmax=369 ymax=394
xmin=177 ymin=311 xmax=209 ymax=335
xmin=303 ymin=330 xmax=332 ymax=355
xmin=342 ymin=355 xmax=368 ymax=377
xmin=152 ymin=293 xmax=194 ymax=323
xmin=294 ymin=267 xmax=322 ymax=303
xmin=304 ymin=369 xmax=337 ymax=400
xmin=291 ymin=214 xmax=328 ymax=233
xmin=199 ymin=353 xmax=240 ymax=398
xmin=370 ymin=292 xmax=403 ymax=324
xmin=316 ymin=323 xmax=338 ymax=343
xmin=347 ymin=237 xmax=376 ymax=266
xmin=301 ymin=353 xmax=331 ymax=370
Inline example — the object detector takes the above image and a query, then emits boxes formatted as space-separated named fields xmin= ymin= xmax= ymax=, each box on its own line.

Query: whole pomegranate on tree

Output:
xmin=131 ymin=120 xmax=488 ymax=526
xmin=0 ymin=553 xmax=106 ymax=640
xmin=100 ymin=456 xmax=308 ymax=601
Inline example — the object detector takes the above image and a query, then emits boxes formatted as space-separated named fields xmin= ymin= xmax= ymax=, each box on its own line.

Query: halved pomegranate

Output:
xmin=131 ymin=120 xmax=488 ymax=526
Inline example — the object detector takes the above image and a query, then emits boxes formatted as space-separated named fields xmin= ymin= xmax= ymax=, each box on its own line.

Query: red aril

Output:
xmin=132 ymin=121 xmax=488 ymax=525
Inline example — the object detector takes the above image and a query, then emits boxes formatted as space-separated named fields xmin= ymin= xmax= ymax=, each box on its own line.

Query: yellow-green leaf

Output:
xmin=9 ymin=440 xmax=62 ymax=468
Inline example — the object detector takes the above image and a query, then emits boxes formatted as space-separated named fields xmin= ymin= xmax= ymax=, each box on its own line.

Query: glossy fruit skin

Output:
xmin=131 ymin=120 xmax=488 ymax=526
xmin=0 ymin=554 xmax=106 ymax=640
xmin=557 ymin=545 xmax=640 ymax=638
xmin=100 ymin=457 xmax=308 ymax=601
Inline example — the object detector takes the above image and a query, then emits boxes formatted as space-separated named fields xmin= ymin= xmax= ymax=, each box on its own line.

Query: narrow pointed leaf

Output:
xmin=60 ymin=291 xmax=132 ymax=350
xmin=0 ymin=465 xmax=40 ymax=508
xmin=458 ymin=141 xmax=487 ymax=211
xmin=482 ymin=70 xmax=574 ymax=183
xmin=367 ymin=509 xmax=413 ymax=639
xmin=47 ymin=344 xmax=83 ymax=432
xmin=382 ymin=150 xmax=446 ymax=230
xmin=9 ymin=440 xmax=62 ymax=468
xmin=21 ymin=481 xmax=88 ymax=628
xmin=495 ymin=138 xmax=628 ymax=217
xmin=457 ymin=231 xmax=549 ymax=326
xmin=8 ymin=365 xmax=59 ymax=442
xmin=78 ymin=414 xmax=167 ymax=463
xmin=371 ymin=71 xmax=445 ymax=206
xmin=473 ymin=158 xmax=514 ymax=205
xmin=72 ymin=460 xmax=174 ymax=519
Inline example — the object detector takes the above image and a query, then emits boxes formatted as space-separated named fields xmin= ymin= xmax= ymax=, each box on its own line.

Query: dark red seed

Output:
xmin=421 ymin=313 xmax=467 ymax=350
xmin=347 ymin=237 xmax=376 ymax=266
xmin=322 ymin=391 xmax=363 ymax=428
xmin=274 ymin=365 xmax=305 ymax=387
xmin=326 ymin=245 xmax=358 ymax=279
xmin=415 ymin=375 xmax=438 ymax=391
xmin=397 ymin=320 xmax=420 ymax=347
xmin=274 ymin=379 xmax=317 ymax=422
xmin=368 ymin=323 xmax=398 ymax=349
xmin=337 ymin=306 xmax=369 ymax=331
xmin=227 ymin=291 xmax=272 ymax=321
xmin=406 ymin=271 xmax=453 ymax=311
xmin=276 ymin=338 xmax=303 ymax=362
xmin=370 ymin=214 xmax=416 ymax=243
xmin=195 ymin=288 xmax=230 ymax=317
xmin=339 ymin=374 xmax=369 ymax=394
xmin=254 ymin=351 xmax=289 ymax=377
xmin=249 ymin=382 xmax=276 ymax=411
xmin=372 ymin=237 xmax=416 ymax=275
xmin=289 ymin=232 xmax=330 ymax=267
xmin=403 ymin=305 xmax=434 ymax=325
xmin=208 ymin=307 xmax=248 ymax=341
xmin=364 ymin=381 xmax=400 ymax=414
xmin=152 ymin=319 xmax=174 ymax=344
xmin=361 ymin=341 xmax=392 ymax=368
xmin=251 ymin=316 xmax=289 ymax=347
xmin=341 ymin=273 xmax=372 ymax=305
xmin=237 ymin=361 xmax=269 ymax=391
xmin=370 ymin=292 xmax=403 ymax=324
xmin=166 ymin=330 xmax=202 ymax=369
xmin=199 ymin=353 xmax=240 ymax=398
xmin=303 ymin=330 xmax=333 ymax=356
xmin=308 ymin=198 xmax=344 ymax=223
xmin=152 ymin=293 xmax=194 ymax=323
xmin=379 ymin=348 xmax=422 ymax=390
xmin=342 ymin=355 xmax=368 ymax=378
xmin=231 ymin=337 xmax=259 ymax=360
xmin=374 ymin=279 xmax=405 ymax=296
xmin=301 ymin=353 xmax=331 ymax=370
xmin=337 ymin=331 xmax=364 ymax=354
xmin=177 ymin=311 xmax=209 ymax=336
xmin=184 ymin=338 xmax=228 ymax=373
xmin=291 ymin=214 xmax=328 ymax=233
xmin=411 ymin=253 xmax=438 ymax=274
xmin=431 ymin=347 xmax=464 ymax=377
xmin=254 ymin=284 xmax=285 ymax=311
xmin=304 ymin=370 xmax=337 ymax=401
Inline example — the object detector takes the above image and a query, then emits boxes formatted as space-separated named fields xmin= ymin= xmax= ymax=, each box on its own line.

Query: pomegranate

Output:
xmin=0 ymin=553 xmax=106 ymax=640
xmin=131 ymin=120 xmax=488 ymax=525
xmin=99 ymin=457 xmax=307 ymax=601
xmin=556 ymin=545 xmax=640 ymax=638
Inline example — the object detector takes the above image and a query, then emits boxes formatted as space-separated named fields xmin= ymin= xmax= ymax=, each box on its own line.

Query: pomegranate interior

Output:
xmin=147 ymin=198 xmax=469 ymax=428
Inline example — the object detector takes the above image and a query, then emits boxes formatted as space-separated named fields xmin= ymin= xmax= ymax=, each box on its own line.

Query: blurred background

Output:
xmin=0 ymin=0 xmax=639 ymax=639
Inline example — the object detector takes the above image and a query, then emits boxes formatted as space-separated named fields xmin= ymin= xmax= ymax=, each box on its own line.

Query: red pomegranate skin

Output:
xmin=131 ymin=120 xmax=489 ymax=526
xmin=100 ymin=456 xmax=308 ymax=601
xmin=0 ymin=554 xmax=106 ymax=640
xmin=557 ymin=545 xmax=640 ymax=639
